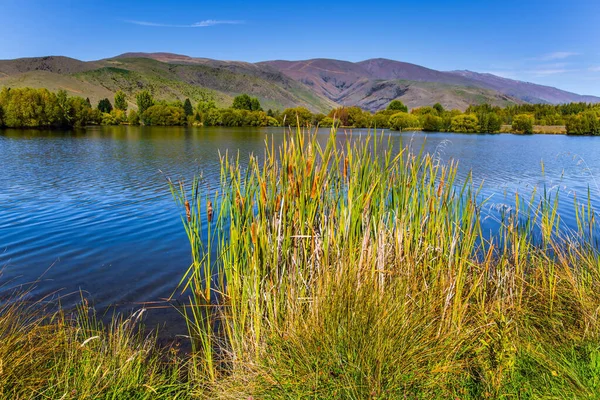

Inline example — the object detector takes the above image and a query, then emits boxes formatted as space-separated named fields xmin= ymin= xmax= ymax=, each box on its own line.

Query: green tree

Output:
xmin=203 ymin=109 xmax=223 ymax=126
xmin=411 ymin=106 xmax=438 ymax=117
xmin=114 ymin=90 xmax=128 ymax=111
xmin=128 ymin=109 xmax=140 ymax=125
xmin=141 ymin=104 xmax=186 ymax=126
xmin=67 ymin=96 xmax=94 ymax=127
xmin=136 ymin=91 xmax=154 ymax=116
xmin=512 ymin=114 xmax=534 ymax=134
xmin=250 ymin=97 xmax=262 ymax=112
xmin=477 ymin=112 xmax=502 ymax=133
xmin=197 ymin=100 xmax=217 ymax=114
xmin=387 ymin=100 xmax=408 ymax=112
xmin=422 ymin=114 xmax=443 ymax=131
xmin=319 ymin=117 xmax=340 ymax=128
xmin=450 ymin=114 xmax=479 ymax=133
xmin=389 ymin=112 xmax=421 ymax=131
xmin=566 ymin=112 xmax=600 ymax=135
xmin=97 ymin=98 xmax=113 ymax=114
xmin=183 ymin=98 xmax=194 ymax=117
xmin=232 ymin=94 xmax=262 ymax=111
xmin=56 ymin=89 xmax=70 ymax=125
xmin=0 ymin=87 xmax=61 ymax=128
xmin=281 ymin=107 xmax=313 ymax=126
xmin=433 ymin=103 xmax=445 ymax=114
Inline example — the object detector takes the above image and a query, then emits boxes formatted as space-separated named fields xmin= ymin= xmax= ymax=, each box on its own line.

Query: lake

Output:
xmin=1 ymin=126 xmax=599 ymax=336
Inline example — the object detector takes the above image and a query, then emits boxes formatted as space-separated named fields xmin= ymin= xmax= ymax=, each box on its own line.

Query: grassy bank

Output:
xmin=501 ymin=124 xmax=567 ymax=134
xmin=2 ymin=127 xmax=600 ymax=398
xmin=0 ymin=282 xmax=188 ymax=399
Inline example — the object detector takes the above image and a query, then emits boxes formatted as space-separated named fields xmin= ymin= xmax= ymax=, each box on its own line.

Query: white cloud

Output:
xmin=526 ymin=68 xmax=570 ymax=76
xmin=589 ymin=66 xmax=600 ymax=72
xmin=537 ymin=52 xmax=580 ymax=61
xmin=125 ymin=19 xmax=243 ymax=28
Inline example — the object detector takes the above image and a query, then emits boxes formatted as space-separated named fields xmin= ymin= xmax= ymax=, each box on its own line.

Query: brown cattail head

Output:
xmin=311 ymin=177 xmax=318 ymax=199
xmin=236 ymin=191 xmax=245 ymax=211
xmin=260 ymin=182 xmax=267 ymax=205
xmin=275 ymin=194 xmax=282 ymax=212
xmin=437 ymin=177 xmax=444 ymax=198
xmin=250 ymin=221 xmax=257 ymax=245
xmin=343 ymin=157 xmax=349 ymax=181
xmin=207 ymin=200 xmax=213 ymax=223
xmin=185 ymin=200 xmax=191 ymax=222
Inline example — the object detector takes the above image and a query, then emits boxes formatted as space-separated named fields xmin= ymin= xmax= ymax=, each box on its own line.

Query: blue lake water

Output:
xmin=1 ymin=126 xmax=599 ymax=336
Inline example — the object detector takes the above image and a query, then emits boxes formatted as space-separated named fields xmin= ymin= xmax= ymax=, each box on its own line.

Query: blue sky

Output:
xmin=1 ymin=0 xmax=599 ymax=95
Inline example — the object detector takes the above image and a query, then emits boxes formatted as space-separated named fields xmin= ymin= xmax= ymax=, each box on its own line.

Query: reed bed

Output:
xmin=170 ymin=126 xmax=600 ymax=398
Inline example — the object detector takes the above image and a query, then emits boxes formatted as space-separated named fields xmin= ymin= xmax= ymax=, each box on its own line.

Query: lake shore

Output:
xmin=3 ymin=127 xmax=600 ymax=398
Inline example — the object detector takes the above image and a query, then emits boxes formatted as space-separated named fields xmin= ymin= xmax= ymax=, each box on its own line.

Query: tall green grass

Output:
xmin=171 ymin=126 xmax=600 ymax=398
xmin=0 ymin=280 xmax=188 ymax=399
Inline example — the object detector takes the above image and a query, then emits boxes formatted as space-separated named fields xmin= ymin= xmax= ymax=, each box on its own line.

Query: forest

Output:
xmin=1 ymin=87 xmax=599 ymax=135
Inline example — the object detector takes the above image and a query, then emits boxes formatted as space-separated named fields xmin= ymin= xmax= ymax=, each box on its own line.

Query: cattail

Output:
xmin=275 ymin=194 xmax=282 ymax=212
xmin=185 ymin=200 xmax=191 ymax=222
xmin=343 ymin=157 xmax=349 ymax=181
xmin=260 ymin=182 xmax=267 ymax=205
xmin=207 ymin=200 xmax=213 ymax=223
xmin=250 ymin=221 xmax=257 ymax=245
xmin=236 ymin=191 xmax=245 ymax=211
xmin=437 ymin=178 xmax=444 ymax=198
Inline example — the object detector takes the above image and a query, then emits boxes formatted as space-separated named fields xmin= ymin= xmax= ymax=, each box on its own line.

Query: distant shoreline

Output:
xmin=500 ymin=124 xmax=567 ymax=135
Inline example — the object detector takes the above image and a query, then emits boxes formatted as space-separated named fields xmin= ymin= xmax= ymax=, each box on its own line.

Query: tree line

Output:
xmin=1 ymin=87 xmax=599 ymax=135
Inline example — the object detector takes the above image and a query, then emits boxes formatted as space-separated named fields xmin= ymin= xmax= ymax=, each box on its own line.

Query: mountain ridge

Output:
xmin=0 ymin=52 xmax=598 ymax=113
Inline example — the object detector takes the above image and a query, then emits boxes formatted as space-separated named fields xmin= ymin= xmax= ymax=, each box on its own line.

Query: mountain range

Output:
xmin=1 ymin=52 xmax=598 ymax=113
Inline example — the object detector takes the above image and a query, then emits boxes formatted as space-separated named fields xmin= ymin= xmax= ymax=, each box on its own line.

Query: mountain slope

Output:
xmin=0 ymin=53 xmax=598 ymax=114
xmin=261 ymin=58 xmax=600 ymax=111
xmin=260 ymin=58 xmax=522 ymax=111
xmin=0 ymin=54 xmax=337 ymax=112
xmin=448 ymin=70 xmax=600 ymax=104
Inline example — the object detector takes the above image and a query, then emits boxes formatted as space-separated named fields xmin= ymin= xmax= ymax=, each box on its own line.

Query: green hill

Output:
xmin=0 ymin=55 xmax=337 ymax=112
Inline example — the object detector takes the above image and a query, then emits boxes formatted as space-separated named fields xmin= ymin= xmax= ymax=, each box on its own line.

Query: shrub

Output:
xmin=389 ymin=112 xmax=421 ymax=131
xmin=141 ymin=104 xmax=186 ymax=126
xmin=512 ymin=114 xmax=534 ymax=134
xmin=451 ymin=114 xmax=479 ymax=133
xmin=387 ymin=100 xmax=408 ymax=112
xmin=421 ymin=114 xmax=443 ymax=131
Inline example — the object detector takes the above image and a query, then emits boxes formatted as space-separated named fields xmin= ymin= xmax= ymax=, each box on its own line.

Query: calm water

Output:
xmin=1 ymin=126 xmax=599 ymax=335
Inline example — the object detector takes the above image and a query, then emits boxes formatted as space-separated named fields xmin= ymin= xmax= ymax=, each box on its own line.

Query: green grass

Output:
xmin=0 ymin=282 xmax=189 ymax=399
xmin=3 ymin=126 xmax=600 ymax=398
